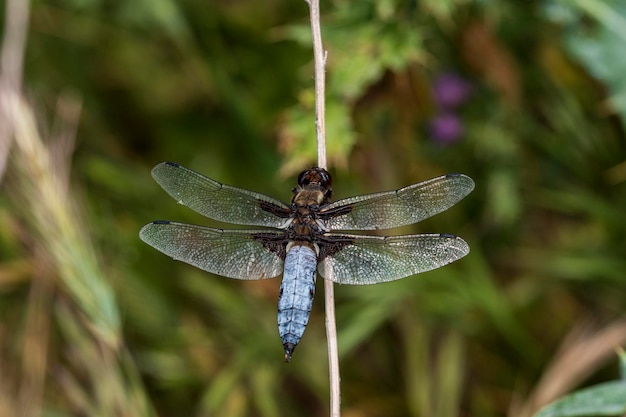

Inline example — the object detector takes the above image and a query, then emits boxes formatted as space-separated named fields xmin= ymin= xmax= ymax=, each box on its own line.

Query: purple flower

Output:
xmin=429 ymin=112 xmax=463 ymax=145
xmin=433 ymin=73 xmax=473 ymax=109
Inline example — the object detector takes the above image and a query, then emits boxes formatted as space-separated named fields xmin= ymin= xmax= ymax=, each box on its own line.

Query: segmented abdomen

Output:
xmin=277 ymin=245 xmax=317 ymax=362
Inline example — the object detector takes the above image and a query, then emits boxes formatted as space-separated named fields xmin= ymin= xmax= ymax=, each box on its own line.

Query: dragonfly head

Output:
xmin=297 ymin=167 xmax=333 ymax=201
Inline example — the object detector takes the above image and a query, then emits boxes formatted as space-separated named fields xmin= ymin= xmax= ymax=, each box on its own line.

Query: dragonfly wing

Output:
xmin=139 ymin=221 xmax=286 ymax=280
xmin=322 ymin=173 xmax=474 ymax=230
xmin=151 ymin=162 xmax=291 ymax=228
xmin=318 ymin=233 xmax=469 ymax=285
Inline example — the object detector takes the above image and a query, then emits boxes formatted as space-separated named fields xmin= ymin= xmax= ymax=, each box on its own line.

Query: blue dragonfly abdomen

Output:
xmin=278 ymin=245 xmax=317 ymax=362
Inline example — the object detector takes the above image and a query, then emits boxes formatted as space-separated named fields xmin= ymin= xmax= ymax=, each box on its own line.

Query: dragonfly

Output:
xmin=140 ymin=162 xmax=474 ymax=362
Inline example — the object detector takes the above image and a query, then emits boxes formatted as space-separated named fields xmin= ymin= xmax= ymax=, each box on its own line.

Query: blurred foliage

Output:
xmin=534 ymin=351 xmax=626 ymax=417
xmin=1 ymin=0 xmax=626 ymax=416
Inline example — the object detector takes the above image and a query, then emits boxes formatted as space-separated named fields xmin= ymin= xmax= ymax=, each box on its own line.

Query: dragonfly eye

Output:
xmin=297 ymin=167 xmax=333 ymax=188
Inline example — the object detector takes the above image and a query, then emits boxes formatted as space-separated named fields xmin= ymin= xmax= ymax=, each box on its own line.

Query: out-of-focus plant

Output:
xmin=3 ymin=89 xmax=155 ymax=417
xmin=429 ymin=72 xmax=474 ymax=144
xmin=532 ymin=349 xmax=626 ymax=417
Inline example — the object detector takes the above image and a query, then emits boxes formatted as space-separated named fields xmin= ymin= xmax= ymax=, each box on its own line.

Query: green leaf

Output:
xmin=554 ymin=2 xmax=626 ymax=131
xmin=533 ymin=381 xmax=626 ymax=417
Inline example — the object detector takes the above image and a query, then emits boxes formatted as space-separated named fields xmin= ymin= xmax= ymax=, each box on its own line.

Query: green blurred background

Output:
xmin=1 ymin=0 xmax=626 ymax=416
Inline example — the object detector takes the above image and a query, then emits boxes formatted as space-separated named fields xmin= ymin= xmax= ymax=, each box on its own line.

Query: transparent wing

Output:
xmin=318 ymin=233 xmax=469 ymax=285
xmin=322 ymin=174 xmax=474 ymax=230
xmin=151 ymin=162 xmax=291 ymax=228
xmin=139 ymin=221 xmax=285 ymax=280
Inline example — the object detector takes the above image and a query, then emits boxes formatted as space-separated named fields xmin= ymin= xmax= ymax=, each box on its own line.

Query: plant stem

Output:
xmin=305 ymin=1 xmax=340 ymax=416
